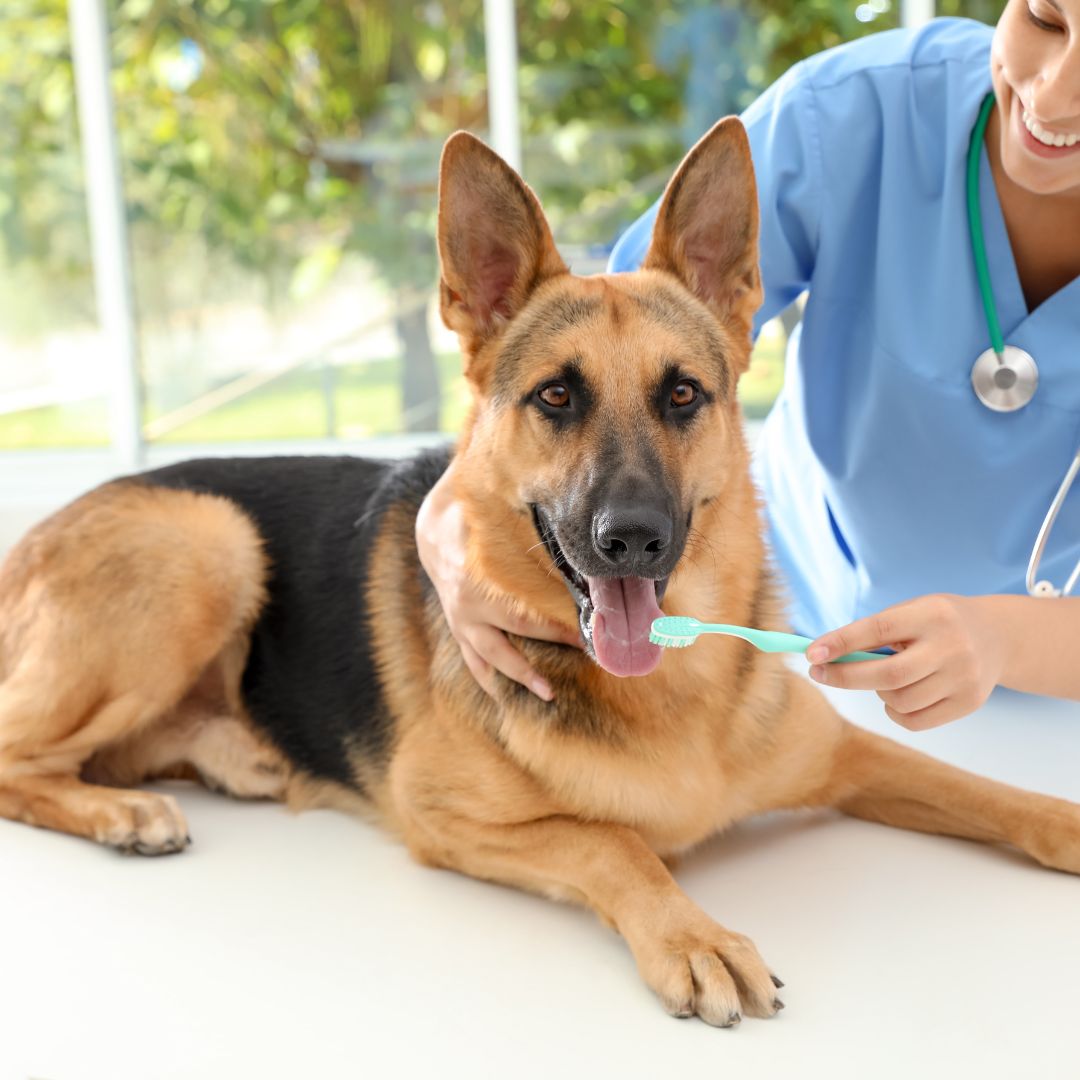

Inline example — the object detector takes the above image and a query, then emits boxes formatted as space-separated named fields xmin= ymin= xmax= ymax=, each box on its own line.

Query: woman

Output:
xmin=416 ymin=4 xmax=1080 ymax=729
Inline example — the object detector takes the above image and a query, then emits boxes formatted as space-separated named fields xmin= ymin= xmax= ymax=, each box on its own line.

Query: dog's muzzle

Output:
xmin=530 ymin=504 xmax=672 ymax=676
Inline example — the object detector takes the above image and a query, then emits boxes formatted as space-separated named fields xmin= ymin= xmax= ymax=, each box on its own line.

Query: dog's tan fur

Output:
xmin=1 ymin=119 xmax=1078 ymax=1024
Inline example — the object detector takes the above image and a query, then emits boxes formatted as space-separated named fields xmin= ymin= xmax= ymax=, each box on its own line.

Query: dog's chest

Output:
xmin=501 ymin=717 xmax=749 ymax=854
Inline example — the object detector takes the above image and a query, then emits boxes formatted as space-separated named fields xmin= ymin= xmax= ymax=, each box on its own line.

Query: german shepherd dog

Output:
xmin=1 ymin=120 xmax=1078 ymax=1027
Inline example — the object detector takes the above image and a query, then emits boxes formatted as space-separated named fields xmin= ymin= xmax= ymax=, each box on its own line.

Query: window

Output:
xmin=0 ymin=0 xmax=1004 ymax=458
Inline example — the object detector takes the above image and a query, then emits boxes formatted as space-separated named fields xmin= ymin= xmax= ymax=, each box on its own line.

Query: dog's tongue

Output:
xmin=587 ymin=576 xmax=663 ymax=678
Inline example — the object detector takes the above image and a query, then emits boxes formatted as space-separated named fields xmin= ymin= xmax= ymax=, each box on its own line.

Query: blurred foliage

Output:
xmin=516 ymin=0 xmax=906 ymax=242
xmin=1 ymin=0 xmax=491 ymax=310
xmin=107 ymin=0 xmax=490 ymax=294
xmin=0 ymin=0 xmax=94 ymax=337
xmin=937 ymin=0 xmax=1006 ymax=20
xmin=0 ymin=0 xmax=1004 ymax=291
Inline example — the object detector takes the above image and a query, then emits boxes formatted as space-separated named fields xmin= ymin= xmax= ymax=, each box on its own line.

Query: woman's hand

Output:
xmin=415 ymin=463 xmax=580 ymax=701
xmin=805 ymin=594 xmax=1008 ymax=730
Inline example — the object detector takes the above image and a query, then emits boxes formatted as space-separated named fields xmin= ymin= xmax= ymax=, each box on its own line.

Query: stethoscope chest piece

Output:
xmin=970 ymin=345 xmax=1038 ymax=412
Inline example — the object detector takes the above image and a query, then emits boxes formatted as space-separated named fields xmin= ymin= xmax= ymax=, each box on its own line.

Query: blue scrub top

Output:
xmin=608 ymin=18 xmax=1080 ymax=637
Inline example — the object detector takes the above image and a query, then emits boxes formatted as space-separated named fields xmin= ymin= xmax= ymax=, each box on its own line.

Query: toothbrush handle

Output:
xmin=831 ymin=649 xmax=888 ymax=664
xmin=749 ymin=630 xmax=886 ymax=663
xmin=750 ymin=631 xmax=816 ymax=653
xmin=700 ymin=625 xmax=885 ymax=663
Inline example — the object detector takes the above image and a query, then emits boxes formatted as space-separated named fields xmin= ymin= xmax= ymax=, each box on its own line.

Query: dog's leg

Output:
xmin=0 ymin=772 xmax=190 ymax=854
xmin=403 ymin=808 xmax=784 ymax=1026
xmin=0 ymin=673 xmax=202 ymax=853
xmin=813 ymin=718 xmax=1080 ymax=874
xmin=0 ymin=481 xmax=267 ymax=852
xmin=83 ymin=639 xmax=292 ymax=802
xmin=390 ymin=694 xmax=784 ymax=1026
xmin=84 ymin=712 xmax=291 ymax=801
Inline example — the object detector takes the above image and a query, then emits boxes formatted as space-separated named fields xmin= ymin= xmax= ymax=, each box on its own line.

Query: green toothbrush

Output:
xmin=649 ymin=616 xmax=884 ymax=663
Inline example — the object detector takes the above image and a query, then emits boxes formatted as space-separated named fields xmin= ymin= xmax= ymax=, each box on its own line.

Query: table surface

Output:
xmin=2 ymin=662 xmax=1078 ymax=1080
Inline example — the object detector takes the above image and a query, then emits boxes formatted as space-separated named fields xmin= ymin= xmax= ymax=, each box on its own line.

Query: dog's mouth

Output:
xmin=531 ymin=505 xmax=668 ymax=678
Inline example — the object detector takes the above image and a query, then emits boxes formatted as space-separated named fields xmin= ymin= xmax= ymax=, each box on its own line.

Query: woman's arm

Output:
xmin=806 ymin=594 xmax=1080 ymax=730
xmin=974 ymin=594 xmax=1080 ymax=700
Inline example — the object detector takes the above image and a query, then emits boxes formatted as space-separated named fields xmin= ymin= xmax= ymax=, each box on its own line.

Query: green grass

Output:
xmin=0 ymin=398 xmax=112 ymax=448
xmin=153 ymin=352 xmax=471 ymax=444
xmin=0 ymin=335 xmax=784 ymax=450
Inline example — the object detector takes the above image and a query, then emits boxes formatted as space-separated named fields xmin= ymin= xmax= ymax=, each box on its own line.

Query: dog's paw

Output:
xmin=190 ymin=717 xmax=290 ymax=800
xmin=1020 ymin=798 xmax=1080 ymax=876
xmin=96 ymin=791 xmax=190 ymax=855
xmin=633 ymin=911 xmax=783 ymax=1026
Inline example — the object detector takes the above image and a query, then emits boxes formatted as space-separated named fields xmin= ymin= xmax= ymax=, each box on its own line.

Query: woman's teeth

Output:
xmin=1023 ymin=109 xmax=1080 ymax=148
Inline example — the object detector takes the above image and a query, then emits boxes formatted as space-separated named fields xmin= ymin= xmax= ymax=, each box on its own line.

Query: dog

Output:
xmin=2 ymin=119 xmax=1078 ymax=1027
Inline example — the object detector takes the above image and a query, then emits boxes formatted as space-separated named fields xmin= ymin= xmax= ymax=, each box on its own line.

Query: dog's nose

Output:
xmin=592 ymin=506 xmax=673 ymax=570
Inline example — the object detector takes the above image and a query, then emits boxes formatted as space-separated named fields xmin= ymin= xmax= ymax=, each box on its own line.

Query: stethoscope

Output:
xmin=966 ymin=92 xmax=1080 ymax=597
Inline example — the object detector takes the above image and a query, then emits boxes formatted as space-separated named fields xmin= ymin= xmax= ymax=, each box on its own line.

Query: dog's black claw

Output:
xmin=773 ymin=998 xmax=785 ymax=1012
xmin=724 ymin=1011 xmax=741 ymax=1028
xmin=770 ymin=974 xmax=785 ymax=989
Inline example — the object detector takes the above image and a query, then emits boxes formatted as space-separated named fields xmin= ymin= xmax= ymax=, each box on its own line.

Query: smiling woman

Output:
xmin=987 ymin=0 xmax=1080 ymax=310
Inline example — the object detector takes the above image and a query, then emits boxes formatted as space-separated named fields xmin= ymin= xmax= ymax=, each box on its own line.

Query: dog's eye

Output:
xmin=538 ymin=383 xmax=570 ymax=408
xmin=671 ymin=382 xmax=697 ymax=408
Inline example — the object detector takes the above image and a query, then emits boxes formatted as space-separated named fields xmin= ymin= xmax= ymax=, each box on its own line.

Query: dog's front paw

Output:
xmin=97 ymin=791 xmax=190 ymax=855
xmin=632 ymin=909 xmax=783 ymax=1027
xmin=1022 ymin=798 xmax=1080 ymax=875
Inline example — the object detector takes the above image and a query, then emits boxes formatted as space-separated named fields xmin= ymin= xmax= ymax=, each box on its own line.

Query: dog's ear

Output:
xmin=642 ymin=118 xmax=762 ymax=339
xmin=437 ymin=132 xmax=567 ymax=358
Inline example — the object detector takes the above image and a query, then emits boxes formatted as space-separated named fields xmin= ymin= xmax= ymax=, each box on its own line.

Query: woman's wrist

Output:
xmin=415 ymin=461 xmax=461 ymax=580
xmin=970 ymin=594 xmax=1080 ymax=700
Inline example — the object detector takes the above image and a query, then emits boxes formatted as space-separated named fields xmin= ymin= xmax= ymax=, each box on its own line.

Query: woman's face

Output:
xmin=991 ymin=0 xmax=1080 ymax=196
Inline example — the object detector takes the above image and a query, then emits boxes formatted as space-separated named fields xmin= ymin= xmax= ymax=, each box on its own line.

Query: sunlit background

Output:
xmin=1 ymin=0 xmax=1004 ymax=528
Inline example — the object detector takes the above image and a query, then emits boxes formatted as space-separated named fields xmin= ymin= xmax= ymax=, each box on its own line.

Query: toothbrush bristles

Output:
xmin=650 ymin=617 xmax=703 ymax=649
xmin=649 ymin=632 xmax=697 ymax=648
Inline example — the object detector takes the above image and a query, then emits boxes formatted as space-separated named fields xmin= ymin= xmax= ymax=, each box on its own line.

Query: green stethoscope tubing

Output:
xmin=965 ymin=92 xmax=1079 ymax=596
xmin=966 ymin=92 xmax=1006 ymax=358
xmin=965 ymin=92 xmax=1039 ymax=413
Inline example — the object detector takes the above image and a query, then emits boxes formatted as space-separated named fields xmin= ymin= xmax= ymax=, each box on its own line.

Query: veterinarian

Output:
xmin=416 ymin=4 xmax=1080 ymax=730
